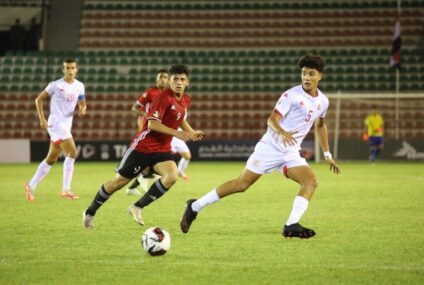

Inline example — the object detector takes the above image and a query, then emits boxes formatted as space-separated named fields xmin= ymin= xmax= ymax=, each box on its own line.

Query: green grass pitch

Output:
xmin=0 ymin=161 xmax=423 ymax=285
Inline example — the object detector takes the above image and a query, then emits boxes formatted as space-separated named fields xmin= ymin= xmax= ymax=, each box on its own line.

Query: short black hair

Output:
xmin=63 ymin=58 xmax=77 ymax=65
xmin=298 ymin=54 xmax=325 ymax=73
xmin=169 ymin=64 xmax=190 ymax=77
xmin=157 ymin=68 xmax=169 ymax=74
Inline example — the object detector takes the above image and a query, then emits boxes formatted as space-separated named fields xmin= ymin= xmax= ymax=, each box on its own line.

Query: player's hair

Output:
xmin=298 ymin=54 xmax=325 ymax=73
xmin=157 ymin=68 xmax=169 ymax=75
xmin=169 ymin=64 xmax=190 ymax=77
xmin=63 ymin=58 xmax=77 ymax=65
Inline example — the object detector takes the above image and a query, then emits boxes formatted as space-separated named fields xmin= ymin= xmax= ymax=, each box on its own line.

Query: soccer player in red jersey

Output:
xmin=83 ymin=65 xmax=203 ymax=229
xmin=131 ymin=69 xmax=169 ymax=132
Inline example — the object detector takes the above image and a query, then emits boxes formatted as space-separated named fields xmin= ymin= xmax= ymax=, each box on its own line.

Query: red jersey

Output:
xmin=130 ymin=88 xmax=191 ymax=153
xmin=136 ymin=86 xmax=161 ymax=113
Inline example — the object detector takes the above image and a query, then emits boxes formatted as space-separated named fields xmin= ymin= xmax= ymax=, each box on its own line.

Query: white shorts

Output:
xmin=246 ymin=140 xmax=308 ymax=175
xmin=47 ymin=122 xmax=72 ymax=144
xmin=171 ymin=137 xmax=190 ymax=154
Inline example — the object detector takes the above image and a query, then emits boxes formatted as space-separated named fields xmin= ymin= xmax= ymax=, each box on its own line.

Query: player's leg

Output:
xmin=83 ymin=173 xmax=131 ymax=229
xmin=25 ymin=142 xmax=61 ymax=201
xmin=180 ymin=168 xmax=261 ymax=233
xmin=283 ymin=165 xmax=318 ymax=238
xmin=177 ymin=151 xmax=191 ymax=180
xmin=133 ymin=159 xmax=178 ymax=209
xmin=59 ymin=138 xmax=79 ymax=199
xmin=83 ymin=149 xmax=145 ymax=229
xmin=126 ymin=167 xmax=154 ymax=195
xmin=128 ymin=158 xmax=177 ymax=225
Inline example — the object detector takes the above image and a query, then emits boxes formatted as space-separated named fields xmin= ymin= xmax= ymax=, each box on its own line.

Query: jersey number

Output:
xmin=305 ymin=110 xmax=313 ymax=122
xmin=176 ymin=112 xmax=182 ymax=120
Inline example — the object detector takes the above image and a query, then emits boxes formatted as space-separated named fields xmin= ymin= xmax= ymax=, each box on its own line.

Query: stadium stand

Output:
xmin=0 ymin=0 xmax=423 ymax=140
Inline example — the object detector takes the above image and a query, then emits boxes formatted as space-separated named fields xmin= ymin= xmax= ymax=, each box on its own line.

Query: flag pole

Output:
xmin=395 ymin=0 xmax=401 ymax=140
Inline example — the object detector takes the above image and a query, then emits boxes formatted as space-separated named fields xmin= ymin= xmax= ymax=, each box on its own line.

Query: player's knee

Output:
xmin=45 ymin=158 xmax=57 ymax=165
xmin=162 ymin=172 xmax=178 ymax=188
xmin=307 ymin=177 xmax=319 ymax=190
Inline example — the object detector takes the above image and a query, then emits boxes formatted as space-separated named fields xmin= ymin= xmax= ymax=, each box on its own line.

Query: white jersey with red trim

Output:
xmin=45 ymin=78 xmax=85 ymax=129
xmin=261 ymin=84 xmax=329 ymax=153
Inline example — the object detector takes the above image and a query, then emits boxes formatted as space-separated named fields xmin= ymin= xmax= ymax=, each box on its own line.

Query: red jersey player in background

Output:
xmin=83 ymin=64 xmax=203 ymax=229
xmin=131 ymin=69 xmax=169 ymax=131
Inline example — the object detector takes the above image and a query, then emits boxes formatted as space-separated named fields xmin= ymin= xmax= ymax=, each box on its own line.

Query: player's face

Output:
xmin=156 ymin=72 xmax=169 ymax=89
xmin=62 ymin=62 xmax=78 ymax=82
xmin=169 ymin=74 xmax=189 ymax=96
xmin=301 ymin=67 xmax=322 ymax=96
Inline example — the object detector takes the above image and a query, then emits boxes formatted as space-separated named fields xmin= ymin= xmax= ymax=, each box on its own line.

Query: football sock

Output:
xmin=286 ymin=196 xmax=309 ymax=226
xmin=86 ymin=185 xmax=110 ymax=216
xmin=178 ymin=158 xmax=190 ymax=175
xmin=134 ymin=179 xmax=168 ymax=208
xmin=191 ymin=189 xmax=220 ymax=213
xmin=63 ymin=157 xmax=75 ymax=192
xmin=29 ymin=160 xmax=52 ymax=190
xmin=128 ymin=178 xmax=140 ymax=189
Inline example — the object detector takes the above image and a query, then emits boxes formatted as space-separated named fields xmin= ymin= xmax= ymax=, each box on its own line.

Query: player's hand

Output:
xmin=78 ymin=107 xmax=87 ymax=117
xmin=191 ymin=130 xmax=204 ymax=141
xmin=326 ymin=157 xmax=340 ymax=175
xmin=39 ymin=117 xmax=48 ymax=129
xmin=279 ymin=131 xmax=297 ymax=148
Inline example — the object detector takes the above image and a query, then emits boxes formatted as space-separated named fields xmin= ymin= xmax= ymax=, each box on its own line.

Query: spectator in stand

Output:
xmin=8 ymin=18 xmax=26 ymax=54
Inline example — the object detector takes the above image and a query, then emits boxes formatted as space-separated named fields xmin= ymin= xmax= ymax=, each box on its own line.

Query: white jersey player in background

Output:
xmin=181 ymin=54 xmax=340 ymax=238
xmin=24 ymin=58 xmax=87 ymax=201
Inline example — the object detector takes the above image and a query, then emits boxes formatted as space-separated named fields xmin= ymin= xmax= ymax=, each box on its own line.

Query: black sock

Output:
xmin=134 ymin=179 xmax=168 ymax=208
xmin=86 ymin=185 xmax=111 ymax=216
xmin=128 ymin=179 xmax=140 ymax=189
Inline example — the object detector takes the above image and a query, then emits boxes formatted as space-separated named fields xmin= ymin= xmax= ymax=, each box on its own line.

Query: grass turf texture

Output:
xmin=0 ymin=161 xmax=423 ymax=285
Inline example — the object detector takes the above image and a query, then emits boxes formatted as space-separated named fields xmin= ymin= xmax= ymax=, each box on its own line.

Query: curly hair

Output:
xmin=298 ymin=54 xmax=325 ymax=73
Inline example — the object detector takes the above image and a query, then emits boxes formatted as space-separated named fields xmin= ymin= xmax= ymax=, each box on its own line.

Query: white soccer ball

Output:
xmin=141 ymin=227 xmax=171 ymax=256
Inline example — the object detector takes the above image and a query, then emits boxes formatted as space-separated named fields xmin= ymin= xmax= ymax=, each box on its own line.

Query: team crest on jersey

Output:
xmin=283 ymin=93 xmax=288 ymax=98
xmin=153 ymin=111 xmax=160 ymax=118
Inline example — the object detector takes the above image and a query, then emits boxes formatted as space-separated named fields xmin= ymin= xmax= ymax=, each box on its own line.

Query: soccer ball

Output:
xmin=141 ymin=227 xmax=171 ymax=256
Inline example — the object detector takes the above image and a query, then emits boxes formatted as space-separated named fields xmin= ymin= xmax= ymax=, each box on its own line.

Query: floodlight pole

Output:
xmin=395 ymin=0 xmax=401 ymax=140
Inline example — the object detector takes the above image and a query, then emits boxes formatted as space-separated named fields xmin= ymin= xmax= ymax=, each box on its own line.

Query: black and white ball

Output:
xmin=141 ymin=227 xmax=171 ymax=256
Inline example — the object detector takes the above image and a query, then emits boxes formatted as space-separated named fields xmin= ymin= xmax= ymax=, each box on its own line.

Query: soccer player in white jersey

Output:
xmin=181 ymin=54 xmax=340 ymax=238
xmin=24 ymin=58 xmax=87 ymax=201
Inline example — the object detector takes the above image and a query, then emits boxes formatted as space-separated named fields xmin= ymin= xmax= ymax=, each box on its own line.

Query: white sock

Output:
xmin=63 ymin=157 xmax=75 ymax=192
xmin=286 ymin=196 xmax=309 ymax=226
xmin=29 ymin=160 xmax=52 ymax=190
xmin=178 ymin=158 xmax=190 ymax=175
xmin=191 ymin=189 xmax=220 ymax=213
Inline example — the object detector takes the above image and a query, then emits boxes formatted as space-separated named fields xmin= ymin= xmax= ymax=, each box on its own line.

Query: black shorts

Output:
xmin=115 ymin=149 xmax=177 ymax=179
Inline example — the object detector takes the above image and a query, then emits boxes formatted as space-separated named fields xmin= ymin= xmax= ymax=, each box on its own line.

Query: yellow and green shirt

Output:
xmin=364 ymin=113 xmax=384 ymax=137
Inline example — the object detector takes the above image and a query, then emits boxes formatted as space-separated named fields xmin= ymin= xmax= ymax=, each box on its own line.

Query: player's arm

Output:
xmin=148 ymin=120 xmax=194 ymax=142
xmin=180 ymin=119 xmax=203 ymax=141
xmin=78 ymin=98 xmax=87 ymax=117
xmin=35 ymin=90 xmax=49 ymax=129
xmin=267 ymin=111 xmax=297 ymax=147
xmin=316 ymin=118 xmax=340 ymax=174
xmin=131 ymin=102 xmax=147 ymax=117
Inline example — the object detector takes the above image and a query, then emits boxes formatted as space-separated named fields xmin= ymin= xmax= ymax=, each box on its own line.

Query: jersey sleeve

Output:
xmin=319 ymin=97 xmax=329 ymax=118
xmin=78 ymin=83 xmax=85 ymax=101
xmin=45 ymin=81 xmax=55 ymax=96
xmin=137 ymin=92 xmax=148 ymax=106
xmin=274 ymin=92 xmax=292 ymax=117
xmin=146 ymin=93 xmax=169 ymax=123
